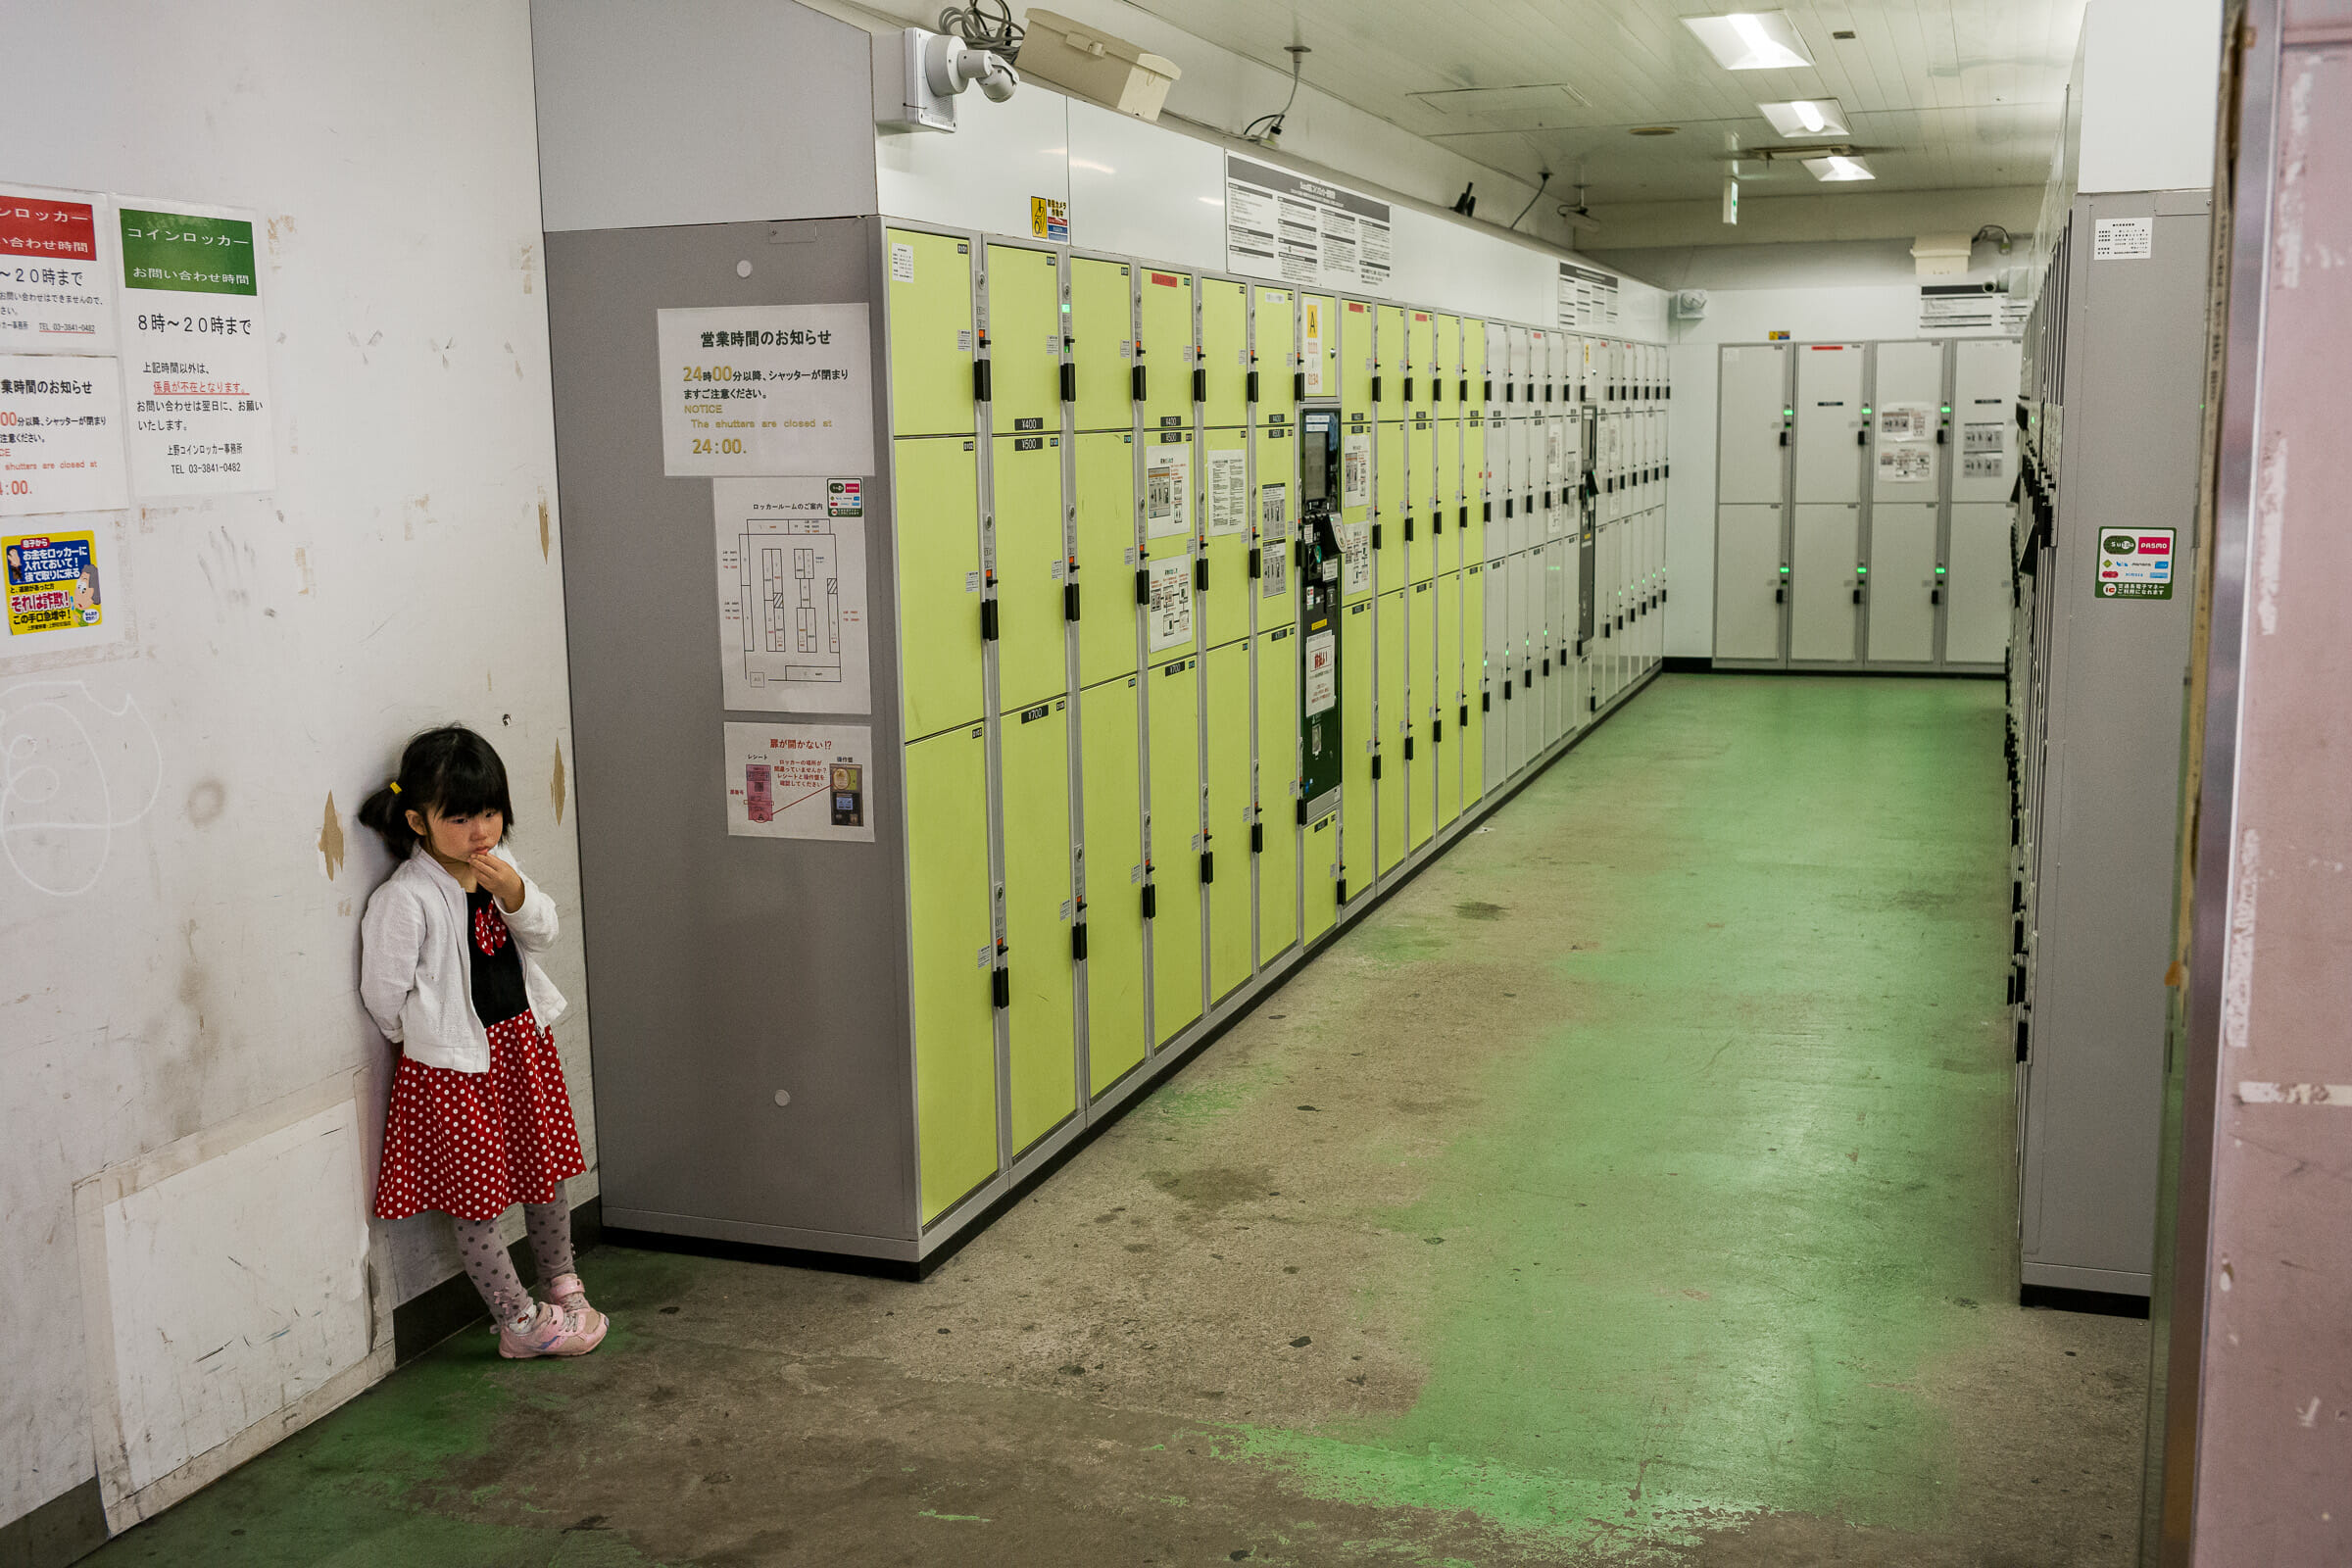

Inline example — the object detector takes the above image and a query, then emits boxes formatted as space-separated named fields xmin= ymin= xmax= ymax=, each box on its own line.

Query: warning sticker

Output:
xmin=2096 ymin=527 xmax=2174 ymax=600
xmin=1303 ymin=629 xmax=1336 ymax=715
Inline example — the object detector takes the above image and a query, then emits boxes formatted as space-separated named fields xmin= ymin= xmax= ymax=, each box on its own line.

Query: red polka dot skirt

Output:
xmin=373 ymin=1013 xmax=587 ymax=1223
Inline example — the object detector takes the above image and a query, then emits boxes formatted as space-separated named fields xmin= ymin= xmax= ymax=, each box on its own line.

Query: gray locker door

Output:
xmin=1790 ymin=504 xmax=1860 ymax=662
xmin=1484 ymin=561 xmax=1507 ymax=785
xmin=1872 ymin=338 xmax=1946 ymax=500
xmin=1794 ymin=343 xmax=1866 ymax=503
xmin=1503 ymin=552 xmax=1529 ymax=775
xmin=1952 ymin=339 xmax=2020 ymax=505
xmin=1717 ymin=343 xmax=1788 ymax=504
xmin=1544 ymin=416 xmax=1570 ymax=538
xmin=1543 ymin=542 xmax=1566 ymax=743
xmin=1945 ymin=503 xmax=2012 ymax=664
xmin=1867 ymin=503 xmax=1938 ymax=663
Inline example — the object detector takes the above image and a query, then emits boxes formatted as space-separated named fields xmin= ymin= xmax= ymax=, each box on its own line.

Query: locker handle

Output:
xmin=980 ymin=599 xmax=1000 ymax=641
xmin=973 ymin=358 xmax=993 ymax=404
xmin=1336 ymin=875 xmax=1348 ymax=906
xmin=1403 ymin=515 xmax=1414 ymax=543
xmin=1932 ymin=585 xmax=1942 ymax=605
xmin=1480 ymin=693 xmax=1489 ymax=712
xmin=1250 ymin=821 xmax=1263 ymax=854
xmin=1504 ymin=382 xmax=1513 ymax=403
xmin=1402 ymin=375 xmax=1414 ymax=402
xmin=1059 ymin=362 xmax=1076 ymax=403
xmin=1248 ymin=546 xmax=1261 ymax=579
xmin=1851 ymin=587 xmax=1863 ymax=605
xmin=1200 ymin=850 xmax=1213 ymax=884
xmin=1544 ymin=383 xmax=1554 ymax=403
xmin=1248 ymin=368 xmax=1260 ymax=403
xmin=991 ymin=964 xmax=1009 ymax=1009
xmin=1458 ymin=703 xmax=1468 ymax=726
xmin=1775 ymin=585 xmax=1785 ymax=604
xmin=1195 ymin=556 xmax=1208 ymax=591
xmin=1404 ymin=735 xmax=1415 ymax=761
xmin=1459 ymin=505 xmax=1469 ymax=528
xmin=1142 ymin=883 xmax=1156 ymax=920
xmin=1132 ymin=364 xmax=1147 ymax=402
xmin=1295 ymin=798 xmax=1306 ymax=825
xmin=1541 ymin=658 xmax=1549 ymax=676
xmin=1432 ymin=512 xmax=1443 ymax=535
xmin=1372 ymin=373 xmax=1384 ymax=404
xmin=1484 ymin=502 xmax=1493 ymax=522
xmin=1294 ymin=370 xmax=1306 ymax=401
xmin=1135 ymin=566 xmax=1151 ymax=605
xmin=1459 ymin=378 xmax=1469 ymax=402
xmin=1857 ymin=428 xmax=1867 ymax=447
xmin=1433 ymin=717 xmax=1443 ymax=743
xmin=1071 ymin=921 xmax=1088 ymax=961
xmin=1193 ymin=366 xmax=1207 ymax=404
xmin=1064 ymin=581 xmax=1081 ymax=621
xmin=1371 ymin=753 xmax=1384 ymax=780
xmin=1372 ymin=521 xmax=1383 ymax=549
xmin=1502 ymin=499 xmax=1513 ymax=518
xmin=1503 ymin=679 xmax=1513 ymax=700
xmin=2014 ymin=1017 xmax=2030 ymax=1063
xmin=1936 ymin=426 xmax=1947 ymax=445
xmin=1484 ymin=378 xmax=1493 ymax=401
xmin=1779 ymin=429 xmax=1789 ymax=446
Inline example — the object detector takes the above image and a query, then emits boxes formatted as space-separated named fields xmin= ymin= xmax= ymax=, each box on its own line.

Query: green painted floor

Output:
xmin=89 ymin=675 xmax=2148 ymax=1567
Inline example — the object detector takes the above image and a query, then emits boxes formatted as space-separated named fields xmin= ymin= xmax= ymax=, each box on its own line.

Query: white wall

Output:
xmin=1 ymin=1 xmax=579 ymax=1539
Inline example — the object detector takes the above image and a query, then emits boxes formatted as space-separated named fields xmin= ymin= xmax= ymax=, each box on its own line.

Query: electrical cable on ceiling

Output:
xmin=1973 ymin=223 xmax=2014 ymax=254
xmin=937 ymin=0 xmax=1023 ymax=55
xmin=1511 ymin=168 xmax=1551 ymax=230
xmin=1241 ymin=44 xmax=1310 ymax=143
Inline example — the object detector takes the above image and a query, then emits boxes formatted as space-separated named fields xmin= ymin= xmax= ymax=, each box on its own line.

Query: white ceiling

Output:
xmin=1112 ymin=1 xmax=2087 ymax=205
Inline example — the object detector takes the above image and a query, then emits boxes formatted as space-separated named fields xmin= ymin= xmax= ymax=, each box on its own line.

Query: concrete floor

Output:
xmin=92 ymin=674 xmax=2151 ymax=1567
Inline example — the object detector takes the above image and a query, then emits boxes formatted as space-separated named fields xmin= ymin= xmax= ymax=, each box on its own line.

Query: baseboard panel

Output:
xmin=0 ymin=1478 xmax=107 ymax=1568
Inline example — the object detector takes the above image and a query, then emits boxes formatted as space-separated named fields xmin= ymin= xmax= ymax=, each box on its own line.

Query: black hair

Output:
xmin=357 ymin=724 xmax=516 ymax=858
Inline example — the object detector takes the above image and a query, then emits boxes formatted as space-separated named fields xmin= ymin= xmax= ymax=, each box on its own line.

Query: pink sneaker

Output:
xmin=498 ymin=1301 xmax=608 ymax=1359
xmin=546 ymin=1273 xmax=594 ymax=1314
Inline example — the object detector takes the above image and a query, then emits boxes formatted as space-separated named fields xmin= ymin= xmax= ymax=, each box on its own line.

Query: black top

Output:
xmin=466 ymin=885 xmax=532 ymax=1028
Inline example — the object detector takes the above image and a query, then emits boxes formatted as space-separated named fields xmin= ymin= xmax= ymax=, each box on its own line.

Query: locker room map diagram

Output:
xmin=711 ymin=477 xmax=871 ymax=714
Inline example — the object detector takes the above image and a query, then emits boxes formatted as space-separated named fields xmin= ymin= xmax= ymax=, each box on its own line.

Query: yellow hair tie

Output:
xmin=388 ymin=781 xmax=402 ymax=795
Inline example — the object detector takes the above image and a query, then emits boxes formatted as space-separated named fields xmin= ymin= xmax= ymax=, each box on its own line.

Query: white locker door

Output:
xmin=1794 ymin=343 xmax=1866 ymax=503
xmin=1485 ymin=321 xmax=1511 ymax=417
xmin=1868 ymin=504 xmax=1939 ymax=663
xmin=1645 ymin=410 xmax=1661 ymax=510
xmin=1790 ymin=505 xmax=1860 ymax=662
xmin=1502 ymin=419 xmax=1529 ymax=555
xmin=1599 ymin=522 xmax=1622 ymax=699
xmin=1715 ymin=505 xmax=1783 ymax=661
xmin=1544 ymin=415 xmax=1570 ymax=537
xmin=1718 ymin=343 xmax=1788 ymax=504
xmin=1484 ymin=561 xmax=1508 ymax=785
xmin=1543 ymin=541 xmax=1566 ymax=743
xmin=1872 ymin=338 xmax=1946 ymax=500
xmin=1508 ymin=326 xmax=1533 ymax=401
xmin=1644 ymin=511 xmax=1663 ymax=667
xmin=1504 ymin=552 xmax=1530 ymax=774
xmin=1952 ymin=339 xmax=2021 ymax=505
xmin=1945 ymin=503 xmax=2013 ymax=664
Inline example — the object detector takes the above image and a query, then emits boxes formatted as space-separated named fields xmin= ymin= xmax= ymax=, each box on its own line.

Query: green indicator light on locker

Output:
xmin=1856 ymin=565 xmax=1868 ymax=575
xmin=1936 ymin=565 xmax=1947 ymax=575
xmin=1862 ymin=405 xmax=1873 ymax=415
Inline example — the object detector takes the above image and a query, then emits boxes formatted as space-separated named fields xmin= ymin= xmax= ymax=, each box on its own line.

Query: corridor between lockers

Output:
xmin=90 ymin=676 xmax=2147 ymax=1568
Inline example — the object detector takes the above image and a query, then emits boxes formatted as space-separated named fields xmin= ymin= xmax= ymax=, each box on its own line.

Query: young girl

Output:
xmin=357 ymin=724 xmax=607 ymax=1358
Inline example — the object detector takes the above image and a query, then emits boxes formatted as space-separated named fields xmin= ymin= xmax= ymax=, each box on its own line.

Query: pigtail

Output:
xmin=358 ymin=778 xmax=421 ymax=858
xmin=359 ymin=724 xmax=515 ymax=861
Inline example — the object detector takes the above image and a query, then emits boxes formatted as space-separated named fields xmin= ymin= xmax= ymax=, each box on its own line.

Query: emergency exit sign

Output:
xmin=2095 ymin=527 xmax=2174 ymax=599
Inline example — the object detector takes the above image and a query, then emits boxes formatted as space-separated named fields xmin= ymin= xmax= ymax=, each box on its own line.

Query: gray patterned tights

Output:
xmin=450 ymin=1193 xmax=575 ymax=1325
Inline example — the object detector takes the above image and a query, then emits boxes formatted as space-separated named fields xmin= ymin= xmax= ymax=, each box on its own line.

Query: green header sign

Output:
xmin=120 ymin=208 xmax=257 ymax=296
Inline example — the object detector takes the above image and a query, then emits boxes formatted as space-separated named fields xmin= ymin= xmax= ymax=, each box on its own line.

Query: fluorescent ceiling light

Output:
xmin=1758 ymin=98 xmax=1847 ymax=137
xmin=1684 ymin=12 xmax=1815 ymax=71
xmin=1803 ymin=154 xmax=1876 ymax=181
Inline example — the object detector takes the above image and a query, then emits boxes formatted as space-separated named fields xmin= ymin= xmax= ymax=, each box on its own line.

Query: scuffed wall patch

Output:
xmin=318 ymin=792 xmax=344 ymax=880
xmin=538 ymin=492 xmax=550 ymax=561
xmin=551 ymin=742 xmax=566 ymax=824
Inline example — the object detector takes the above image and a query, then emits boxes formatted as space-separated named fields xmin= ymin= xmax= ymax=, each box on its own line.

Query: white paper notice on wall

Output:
xmin=0 ymin=358 xmax=128 ymax=516
xmin=1878 ymin=404 xmax=1934 ymax=443
xmin=1879 ymin=446 xmax=1934 ymax=483
xmin=115 ymin=198 xmax=275 ymax=496
xmin=1342 ymin=429 xmax=1370 ymax=510
xmin=1339 ymin=519 xmax=1372 ymax=595
xmin=2092 ymin=218 xmax=2153 ymax=261
xmin=657 ymin=304 xmax=875 ymax=478
xmin=1144 ymin=438 xmax=1191 ymax=538
xmin=723 ymin=720 xmax=875 ymax=841
xmin=711 ymin=477 xmax=870 ymax=714
xmin=0 ymin=183 xmax=116 ymax=354
xmin=1205 ymin=448 xmax=1249 ymax=536
xmin=1300 ymin=299 xmax=1326 ymax=396
xmin=1303 ymin=628 xmax=1336 ymax=715
xmin=1146 ymin=554 xmax=1194 ymax=652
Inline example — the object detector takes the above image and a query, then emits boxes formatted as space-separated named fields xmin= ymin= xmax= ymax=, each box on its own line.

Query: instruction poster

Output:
xmin=1342 ymin=428 xmax=1369 ymax=510
xmin=1146 ymin=554 xmax=1193 ymax=652
xmin=711 ymin=477 xmax=871 ymax=714
xmin=0 ymin=356 xmax=128 ymax=515
xmin=116 ymin=199 xmax=275 ymax=495
xmin=1339 ymin=520 xmax=1371 ymax=595
xmin=657 ymin=303 xmax=874 ymax=478
xmin=1205 ymin=448 xmax=1248 ymax=535
xmin=1145 ymin=436 xmax=1191 ymax=538
xmin=2096 ymin=528 xmax=2174 ymax=600
xmin=1259 ymin=484 xmax=1289 ymax=600
xmin=722 ymin=721 xmax=875 ymax=842
xmin=1555 ymin=262 xmax=1619 ymax=329
xmin=5 ymin=527 xmax=102 ymax=635
xmin=1300 ymin=299 xmax=1326 ymax=395
xmin=1223 ymin=155 xmax=1391 ymax=290
xmin=1303 ymin=628 xmax=1335 ymax=716
xmin=1 ymin=184 xmax=114 ymax=353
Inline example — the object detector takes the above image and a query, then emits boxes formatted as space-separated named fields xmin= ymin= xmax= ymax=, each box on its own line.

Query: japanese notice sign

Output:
xmin=1300 ymin=298 xmax=1326 ymax=396
xmin=0 ymin=185 xmax=113 ymax=353
xmin=1556 ymin=262 xmax=1620 ymax=330
xmin=657 ymin=304 xmax=874 ymax=478
xmin=1342 ymin=428 xmax=1369 ymax=510
xmin=116 ymin=200 xmax=274 ymax=495
xmin=1223 ymin=155 xmax=1391 ymax=290
xmin=2092 ymin=218 xmax=2153 ymax=261
xmin=5 ymin=527 xmax=104 ymax=636
xmin=1146 ymin=555 xmax=1194 ymax=652
xmin=1205 ymin=448 xmax=1248 ymax=536
xmin=1029 ymin=197 xmax=1069 ymax=244
xmin=0 ymin=357 xmax=128 ymax=515
xmin=1303 ymin=628 xmax=1336 ymax=716
xmin=1145 ymin=436 xmax=1191 ymax=538
xmin=2095 ymin=527 xmax=2174 ymax=600
xmin=722 ymin=721 xmax=875 ymax=842
xmin=711 ymin=478 xmax=871 ymax=715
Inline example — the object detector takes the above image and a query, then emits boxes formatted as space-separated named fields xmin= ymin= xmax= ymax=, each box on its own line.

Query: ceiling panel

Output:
xmin=1113 ymin=0 xmax=2085 ymax=206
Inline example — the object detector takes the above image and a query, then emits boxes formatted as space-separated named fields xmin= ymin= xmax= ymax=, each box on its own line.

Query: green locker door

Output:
xmin=1253 ymin=423 xmax=1295 ymax=632
xmin=1408 ymin=580 xmax=1435 ymax=850
xmin=1436 ymin=572 xmax=1462 ymax=829
xmin=1376 ymin=590 xmax=1406 ymax=873
xmin=1304 ymin=811 xmax=1339 ymax=941
xmin=1002 ymin=697 xmax=1076 ymax=1154
xmin=992 ymin=433 xmax=1069 ymax=710
xmin=1137 ymin=267 xmax=1193 ymax=429
xmin=1340 ymin=299 xmax=1375 ymax=416
xmin=1436 ymin=417 xmax=1462 ymax=577
xmin=1375 ymin=305 xmax=1406 ymax=412
xmin=1074 ymin=432 xmax=1138 ymax=688
xmin=1200 ymin=427 xmax=1250 ymax=649
xmin=1200 ymin=278 xmax=1248 ymax=427
xmin=1435 ymin=314 xmax=1461 ymax=407
xmin=1254 ymin=286 xmax=1296 ymax=426
xmin=1256 ymin=625 xmax=1298 ymax=963
xmin=1340 ymin=600 xmax=1375 ymax=893
xmin=1300 ymin=293 xmax=1338 ymax=403
xmin=886 ymin=228 xmax=975 ymax=438
xmin=895 ymin=437 xmax=984 ymax=738
xmin=1467 ymin=317 xmax=1489 ymax=401
xmin=1375 ymin=421 xmax=1406 ymax=595
xmin=1081 ymin=676 xmax=1147 ymax=1096
xmin=1204 ymin=641 xmax=1251 ymax=1002
xmin=1406 ymin=416 xmax=1435 ymax=586
xmin=1070 ymin=258 xmax=1133 ymax=433
xmin=1147 ymin=655 xmax=1201 ymax=1044
xmin=1407 ymin=309 xmax=1434 ymax=413
xmin=1462 ymin=563 xmax=1487 ymax=807
xmin=905 ymin=724 xmax=997 ymax=1223
xmin=1464 ymin=414 xmax=1489 ymax=563
xmin=984 ymin=243 xmax=1063 ymax=432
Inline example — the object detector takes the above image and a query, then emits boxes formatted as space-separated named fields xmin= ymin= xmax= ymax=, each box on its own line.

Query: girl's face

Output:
xmin=407 ymin=805 xmax=504 ymax=865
